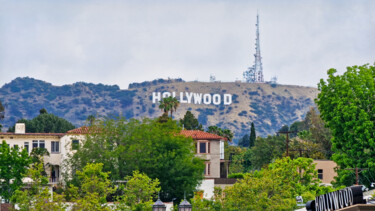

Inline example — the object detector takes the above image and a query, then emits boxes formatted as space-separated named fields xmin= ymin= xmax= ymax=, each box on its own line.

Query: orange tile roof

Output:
xmin=67 ymin=126 xmax=90 ymax=134
xmin=68 ymin=127 xmax=226 ymax=141
xmin=180 ymin=130 xmax=227 ymax=141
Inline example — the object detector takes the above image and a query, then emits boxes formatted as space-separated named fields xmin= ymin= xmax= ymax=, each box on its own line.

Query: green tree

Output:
xmin=39 ymin=108 xmax=47 ymax=114
xmin=87 ymin=114 xmax=96 ymax=126
xmin=66 ymin=117 xmax=204 ymax=202
xmin=223 ymin=157 xmax=333 ymax=210
xmin=250 ymin=135 xmax=285 ymax=169
xmin=117 ymin=170 xmax=160 ymax=210
xmin=158 ymin=96 xmax=180 ymax=118
xmin=0 ymin=141 xmax=32 ymax=202
xmin=68 ymin=163 xmax=116 ymax=211
xmin=8 ymin=109 xmax=75 ymax=133
xmin=180 ymin=111 xmax=203 ymax=130
xmin=316 ymin=64 xmax=375 ymax=186
xmin=207 ymin=126 xmax=233 ymax=141
xmin=229 ymin=147 xmax=252 ymax=174
xmin=249 ymin=122 xmax=256 ymax=148
xmin=11 ymin=162 xmax=67 ymax=211
xmin=238 ymin=134 xmax=250 ymax=147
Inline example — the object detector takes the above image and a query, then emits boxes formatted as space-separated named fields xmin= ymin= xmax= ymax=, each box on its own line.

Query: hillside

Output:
xmin=0 ymin=77 xmax=318 ymax=139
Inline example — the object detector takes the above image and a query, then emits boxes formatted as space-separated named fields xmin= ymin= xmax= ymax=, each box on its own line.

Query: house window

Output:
xmin=204 ymin=162 xmax=211 ymax=176
xmin=198 ymin=141 xmax=210 ymax=154
xmin=51 ymin=141 xmax=60 ymax=153
xmin=72 ymin=140 xmax=79 ymax=150
xmin=32 ymin=140 xmax=45 ymax=149
xmin=24 ymin=142 xmax=29 ymax=153
xmin=318 ymin=169 xmax=323 ymax=180
xmin=13 ymin=144 xmax=18 ymax=149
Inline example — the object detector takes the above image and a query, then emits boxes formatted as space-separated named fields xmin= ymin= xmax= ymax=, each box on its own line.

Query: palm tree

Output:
xmin=169 ymin=97 xmax=180 ymax=118
xmin=159 ymin=96 xmax=180 ymax=118
xmin=159 ymin=97 xmax=172 ymax=115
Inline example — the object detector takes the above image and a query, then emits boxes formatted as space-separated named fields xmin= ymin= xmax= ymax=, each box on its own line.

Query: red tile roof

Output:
xmin=180 ymin=130 xmax=227 ymax=141
xmin=67 ymin=126 xmax=91 ymax=134
xmin=67 ymin=127 xmax=227 ymax=141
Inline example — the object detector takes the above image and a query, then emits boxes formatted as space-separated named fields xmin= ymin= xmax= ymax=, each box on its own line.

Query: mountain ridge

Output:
xmin=0 ymin=77 xmax=318 ymax=140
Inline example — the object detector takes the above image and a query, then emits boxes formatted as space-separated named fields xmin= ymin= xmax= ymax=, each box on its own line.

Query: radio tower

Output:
xmin=243 ymin=13 xmax=264 ymax=83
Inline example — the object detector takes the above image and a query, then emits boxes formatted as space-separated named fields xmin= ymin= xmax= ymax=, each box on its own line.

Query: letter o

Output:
xmin=213 ymin=94 xmax=221 ymax=105
xmin=203 ymin=94 xmax=212 ymax=104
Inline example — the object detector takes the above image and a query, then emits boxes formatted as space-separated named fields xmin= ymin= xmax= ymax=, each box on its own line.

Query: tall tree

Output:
xmin=0 ymin=141 xmax=32 ymax=202
xmin=250 ymin=135 xmax=285 ymax=169
xmin=159 ymin=96 xmax=180 ymax=118
xmin=66 ymin=117 xmax=204 ymax=202
xmin=249 ymin=122 xmax=256 ymax=148
xmin=316 ymin=64 xmax=375 ymax=187
xmin=8 ymin=109 xmax=75 ymax=133
xmin=180 ymin=111 xmax=202 ymax=130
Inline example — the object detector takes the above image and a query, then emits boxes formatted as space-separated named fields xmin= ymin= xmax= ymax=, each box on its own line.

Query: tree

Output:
xmin=228 ymin=147 xmax=252 ymax=174
xmin=278 ymin=124 xmax=289 ymax=133
xmin=238 ymin=134 xmax=250 ymax=148
xmin=30 ymin=147 xmax=50 ymax=176
xmin=86 ymin=114 xmax=96 ymax=126
xmin=305 ymin=107 xmax=332 ymax=158
xmin=67 ymin=163 xmax=115 ymax=211
xmin=316 ymin=64 xmax=375 ymax=187
xmin=207 ymin=126 xmax=233 ymax=141
xmin=11 ymin=162 xmax=66 ymax=211
xmin=249 ymin=122 xmax=256 ymax=148
xmin=223 ymin=157 xmax=334 ymax=210
xmin=117 ymin=170 xmax=160 ymax=210
xmin=158 ymin=96 xmax=180 ymax=118
xmin=180 ymin=111 xmax=203 ymax=130
xmin=8 ymin=110 xmax=75 ymax=133
xmin=250 ymin=135 xmax=285 ymax=169
xmin=0 ymin=141 xmax=32 ymax=202
xmin=39 ymin=108 xmax=47 ymax=114
xmin=66 ymin=117 xmax=204 ymax=202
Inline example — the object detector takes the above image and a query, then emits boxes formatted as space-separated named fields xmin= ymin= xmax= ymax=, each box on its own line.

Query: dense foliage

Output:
xmin=0 ymin=141 xmax=32 ymax=202
xmin=11 ymin=162 xmax=66 ymax=211
xmin=193 ymin=157 xmax=335 ymax=211
xmin=8 ymin=109 xmax=75 ymax=133
xmin=316 ymin=64 xmax=375 ymax=186
xmin=180 ymin=111 xmax=203 ymax=130
xmin=66 ymin=117 xmax=204 ymax=202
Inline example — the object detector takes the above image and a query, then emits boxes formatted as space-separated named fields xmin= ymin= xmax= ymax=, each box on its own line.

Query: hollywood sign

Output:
xmin=152 ymin=92 xmax=233 ymax=105
xmin=306 ymin=186 xmax=365 ymax=211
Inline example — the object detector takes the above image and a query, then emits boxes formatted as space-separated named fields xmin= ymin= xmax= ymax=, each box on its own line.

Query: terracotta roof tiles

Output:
xmin=180 ymin=130 xmax=226 ymax=141
xmin=67 ymin=127 xmax=227 ymax=141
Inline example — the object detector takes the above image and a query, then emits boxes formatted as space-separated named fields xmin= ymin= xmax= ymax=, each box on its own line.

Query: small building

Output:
xmin=0 ymin=123 xmax=64 ymax=184
xmin=313 ymin=159 xmax=337 ymax=185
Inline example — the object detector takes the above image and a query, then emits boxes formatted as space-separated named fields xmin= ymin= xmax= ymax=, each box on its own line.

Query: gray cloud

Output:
xmin=0 ymin=0 xmax=374 ymax=89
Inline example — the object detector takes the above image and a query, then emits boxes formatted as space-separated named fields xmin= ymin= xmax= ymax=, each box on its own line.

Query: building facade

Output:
xmin=1 ymin=124 xmax=228 ymax=190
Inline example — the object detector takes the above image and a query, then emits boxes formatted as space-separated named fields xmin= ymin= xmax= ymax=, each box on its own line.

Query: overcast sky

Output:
xmin=0 ymin=0 xmax=374 ymax=89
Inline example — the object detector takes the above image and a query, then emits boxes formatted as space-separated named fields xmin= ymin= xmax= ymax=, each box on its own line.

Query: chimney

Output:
xmin=15 ymin=123 xmax=26 ymax=134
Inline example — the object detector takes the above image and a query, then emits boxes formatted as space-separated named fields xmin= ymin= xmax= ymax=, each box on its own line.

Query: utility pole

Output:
xmin=345 ymin=166 xmax=368 ymax=185
xmin=290 ymin=147 xmax=310 ymax=158
xmin=277 ymin=131 xmax=297 ymax=157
